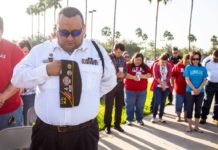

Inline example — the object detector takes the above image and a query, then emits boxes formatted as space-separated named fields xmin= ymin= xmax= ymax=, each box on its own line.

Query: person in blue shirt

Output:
xmin=184 ymin=51 xmax=207 ymax=132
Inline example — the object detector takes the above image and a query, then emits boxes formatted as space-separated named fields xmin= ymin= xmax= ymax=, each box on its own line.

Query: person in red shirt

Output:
xmin=124 ymin=53 xmax=151 ymax=126
xmin=150 ymin=53 xmax=172 ymax=123
xmin=149 ymin=53 xmax=173 ymax=112
xmin=0 ymin=16 xmax=24 ymax=130
xmin=171 ymin=54 xmax=190 ymax=122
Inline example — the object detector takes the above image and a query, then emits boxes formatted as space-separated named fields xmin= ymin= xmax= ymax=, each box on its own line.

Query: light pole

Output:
xmin=89 ymin=9 xmax=96 ymax=39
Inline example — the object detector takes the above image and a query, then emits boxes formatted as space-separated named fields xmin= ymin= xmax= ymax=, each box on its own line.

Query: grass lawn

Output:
xmin=97 ymin=83 xmax=158 ymax=130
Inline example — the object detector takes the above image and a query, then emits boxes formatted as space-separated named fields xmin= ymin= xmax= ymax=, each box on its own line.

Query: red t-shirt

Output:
xmin=0 ymin=39 xmax=24 ymax=114
xmin=171 ymin=63 xmax=186 ymax=94
xmin=124 ymin=64 xmax=151 ymax=91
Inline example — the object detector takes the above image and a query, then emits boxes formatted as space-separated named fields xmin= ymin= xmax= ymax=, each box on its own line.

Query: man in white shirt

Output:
xmin=200 ymin=50 xmax=218 ymax=125
xmin=12 ymin=7 xmax=116 ymax=150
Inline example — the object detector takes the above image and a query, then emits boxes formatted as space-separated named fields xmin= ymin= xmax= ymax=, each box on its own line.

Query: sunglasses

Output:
xmin=192 ymin=58 xmax=200 ymax=61
xmin=58 ymin=28 xmax=83 ymax=38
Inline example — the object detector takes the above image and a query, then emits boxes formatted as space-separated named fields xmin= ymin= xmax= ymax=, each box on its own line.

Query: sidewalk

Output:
xmin=98 ymin=104 xmax=218 ymax=150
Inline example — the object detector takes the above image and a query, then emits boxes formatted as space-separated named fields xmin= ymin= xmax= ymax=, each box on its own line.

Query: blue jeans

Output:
xmin=0 ymin=105 xmax=23 ymax=130
xmin=175 ymin=93 xmax=187 ymax=113
xmin=153 ymin=87 xmax=169 ymax=119
xmin=21 ymin=94 xmax=35 ymax=125
xmin=125 ymin=89 xmax=147 ymax=121
xmin=150 ymin=95 xmax=155 ymax=112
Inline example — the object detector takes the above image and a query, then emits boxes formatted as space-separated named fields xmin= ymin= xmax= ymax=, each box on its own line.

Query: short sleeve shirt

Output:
xmin=183 ymin=65 xmax=208 ymax=93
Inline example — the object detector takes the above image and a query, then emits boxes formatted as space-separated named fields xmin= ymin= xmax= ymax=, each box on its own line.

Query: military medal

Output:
xmin=60 ymin=60 xmax=82 ymax=108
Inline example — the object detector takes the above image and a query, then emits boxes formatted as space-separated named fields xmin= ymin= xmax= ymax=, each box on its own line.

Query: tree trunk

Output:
xmin=54 ymin=7 xmax=56 ymax=24
xmin=31 ymin=14 xmax=34 ymax=39
xmin=44 ymin=10 xmax=46 ymax=39
xmin=112 ymin=0 xmax=117 ymax=47
xmin=154 ymin=1 xmax=160 ymax=60
xmin=188 ymin=0 xmax=194 ymax=52
xmin=38 ymin=13 xmax=40 ymax=41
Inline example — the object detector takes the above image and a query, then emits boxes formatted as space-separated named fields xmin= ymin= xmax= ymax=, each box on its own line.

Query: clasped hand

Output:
xmin=116 ymin=72 xmax=125 ymax=78
xmin=46 ymin=60 xmax=62 ymax=76
xmin=0 ymin=94 xmax=5 ymax=108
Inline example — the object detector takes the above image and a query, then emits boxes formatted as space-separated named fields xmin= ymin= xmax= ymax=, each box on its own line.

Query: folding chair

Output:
xmin=27 ymin=107 xmax=37 ymax=126
xmin=0 ymin=126 xmax=32 ymax=150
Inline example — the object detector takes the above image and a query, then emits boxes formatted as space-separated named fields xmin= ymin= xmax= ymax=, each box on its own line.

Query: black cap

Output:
xmin=173 ymin=47 xmax=178 ymax=51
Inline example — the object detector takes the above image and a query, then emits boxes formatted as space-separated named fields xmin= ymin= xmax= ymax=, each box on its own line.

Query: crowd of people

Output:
xmin=0 ymin=6 xmax=218 ymax=150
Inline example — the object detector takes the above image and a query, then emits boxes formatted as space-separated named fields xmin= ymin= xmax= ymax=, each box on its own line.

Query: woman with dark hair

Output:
xmin=18 ymin=40 xmax=35 ymax=125
xmin=124 ymin=53 xmax=152 ymax=126
xmin=18 ymin=40 xmax=31 ymax=56
xmin=122 ymin=51 xmax=130 ymax=63
xmin=184 ymin=51 xmax=207 ymax=132
xmin=171 ymin=54 xmax=190 ymax=122
xmin=150 ymin=53 xmax=173 ymax=123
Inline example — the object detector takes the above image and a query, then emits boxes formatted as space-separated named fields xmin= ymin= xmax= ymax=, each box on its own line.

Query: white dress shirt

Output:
xmin=12 ymin=39 xmax=116 ymax=126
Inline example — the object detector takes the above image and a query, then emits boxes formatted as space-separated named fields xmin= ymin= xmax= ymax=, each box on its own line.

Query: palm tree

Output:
xmin=135 ymin=28 xmax=143 ymax=37
xmin=115 ymin=31 xmax=121 ymax=40
xmin=148 ymin=0 xmax=171 ymax=59
xmin=101 ymin=26 xmax=112 ymax=39
xmin=188 ymin=0 xmax=194 ymax=52
xmin=188 ymin=34 xmax=197 ymax=42
xmin=26 ymin=5 xmax=35 ymax=39
xmin=163 ymin=30 xmax=174 ymax=41
xmin=32 ymin=3 xmax=42 ymax=41
xmin=39 ymin=0 xmax=49 ymax=38
xmin=163 ymin=30 xmax=174 ymax=53
xmin=148 ymin=40 xmax=155 ymax=56
xmin=210 ymin=35 xmax=218 ymax=50
xmin=47 ymin=0 xmax=62 ymax=24
xmin=112 ymin=0 xmax=117 ymax=47
xmin=142 ymin=33 xmax=148 ymax=41
xmin=188 ymin=33 xmax=197 ymax=51
xmin=135 ymin=27 xmax=148 ymax=49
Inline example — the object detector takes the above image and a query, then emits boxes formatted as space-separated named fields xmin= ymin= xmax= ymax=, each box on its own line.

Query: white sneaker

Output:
xmin=151 ymin=118 xmax=157 ymax=123
xmin=159 ymin=119 xmax=166 ymax=123
xmin=126 ymin=120 xmax=132 ymax=126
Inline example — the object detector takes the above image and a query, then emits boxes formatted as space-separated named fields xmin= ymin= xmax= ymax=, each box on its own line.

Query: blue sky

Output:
xmin=0 ymin=0 xmax=218 ymax=51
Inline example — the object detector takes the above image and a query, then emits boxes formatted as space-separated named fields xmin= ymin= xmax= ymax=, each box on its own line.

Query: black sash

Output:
xmin=60 ymin=60 xmax=82 ymax=108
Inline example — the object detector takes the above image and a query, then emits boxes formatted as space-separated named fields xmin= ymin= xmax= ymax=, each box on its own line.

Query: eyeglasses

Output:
xmin=58 ymin=28 xmax=83 ymax=38
xmin=192 ymin=58 xmax=200 ymax=61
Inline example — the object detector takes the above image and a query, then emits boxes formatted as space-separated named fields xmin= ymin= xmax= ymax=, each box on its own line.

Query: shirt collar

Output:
xmin=50 ymin=39 xmax=88 ymax=53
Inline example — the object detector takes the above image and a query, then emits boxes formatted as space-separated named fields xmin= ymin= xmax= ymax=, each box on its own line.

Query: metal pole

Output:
xmin=85 ymin=0 xmax=87 ymax=25
xmin=89 ymin=10 xmax=96 ymax=39
xmin=112 ymin=0 xmax=117 ymax=47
